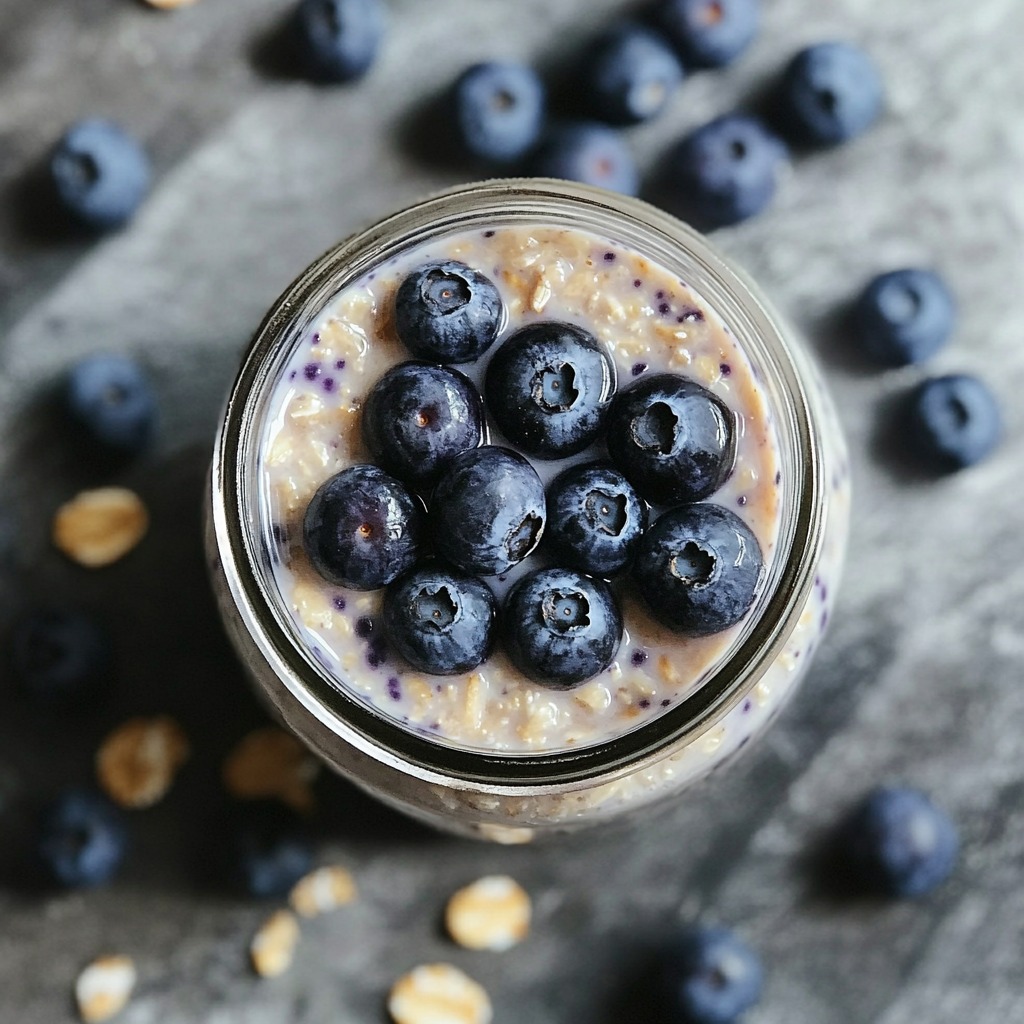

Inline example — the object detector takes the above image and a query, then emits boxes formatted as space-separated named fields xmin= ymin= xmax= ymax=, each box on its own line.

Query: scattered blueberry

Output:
xmin=38 ymin=790 xmax=128 ymax=888
xmin=660 ymin=925 xmax=764 ymax=1024
xmin=853 ymin=268 xmax=956 ymax=366
xmin=7 ymin=607 xmax=113 ymax=708
xmin=532 ymin=121 xmax=640 ymax=196
xmin=229 ymin=802 xmax=314 ymax=898
xmin=430 ymin=446 xmax=546 ymax=576
xmin=383 ymin=566 xmax=498 ymax=674
xmin=294 ymin=0 xmax=386 ymax=83
xmin=544 ymin=462 xmax=648 ymax=577
xmin=606 ymin=372 xmax=736 ymax=505
xmin=633 ymin=503 xmax=763 ymax=635
xmin=65 ymin=353 xmax=157 ymax=454
xmin=905 ymin=374 xmax=1002 ymax=471
xmin=502 ymin=567 xmax=622 ymax=689
xmin=394 ymin=261 xmax=504 ymax=364
xmin=303 ymin=464 xmax=424 ymax=589
xmin=362 ymin=362 xmax=486 ymax=486
xmin=582 ymin=23 xmax=685 ymax=125
xmin=453 ymin=61 xmax=546 ymax=163
xmin=485 ymin=321 xmax=617 ymax=459
xmin=839 ymin=786 xmax=959 ymax=898
xmin=48 ymin=119 xmax=151 ymax=231
xmin=776 ymin=41 xmax=884 ymax=146
xmin=663 ymin=114 xmax=787 ymax=230
xmin=659 ymin=0 xmax=760 ymax=68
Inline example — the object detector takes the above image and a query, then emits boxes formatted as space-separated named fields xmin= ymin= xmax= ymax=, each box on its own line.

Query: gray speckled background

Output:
xmin=1 ymin=0 xmax=1023 ymax=1021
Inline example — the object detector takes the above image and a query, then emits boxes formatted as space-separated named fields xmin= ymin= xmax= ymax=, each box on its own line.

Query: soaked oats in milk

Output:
xmin=259 ymin=225 xmax=783 ymax=754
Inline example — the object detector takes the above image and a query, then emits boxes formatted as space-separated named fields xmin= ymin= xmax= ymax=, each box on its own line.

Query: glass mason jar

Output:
xmin=207 ymin=179 xmax=849 ymax=843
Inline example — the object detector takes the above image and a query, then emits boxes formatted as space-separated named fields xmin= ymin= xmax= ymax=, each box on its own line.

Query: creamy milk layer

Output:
xmin=258 ymin=225 xmax=785 ymax=755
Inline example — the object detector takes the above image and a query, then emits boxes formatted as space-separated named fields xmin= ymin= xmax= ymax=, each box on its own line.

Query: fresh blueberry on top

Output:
xmin=48 ymin=119 xmax=151 ymax=231
xmin=485 ymin=321 xmax=617 ymax=459
xmin=663 ymin=114 xmax=787 ymax=230
xmin=502 ymin=567 xmax=622 ymax=689
xmin=905 ymin=374 xmax=1002 ymax=471
xmin=303 ymin=464 xmax=424 ymax=590
xmin=65 ymin=353 xmax=157 ymax=454
xmin=383 ymin=566 xmax=498 ymax=675
xmin=38 ymin=790 xmax=128 ymax=888
xmin=776 ymin=41 xmax=884 ymax=146
xmin=582 ymin=23 xmax=685 ymax=125
xmin=430 ymin=446 xmax=545 ymax=576
xmin=660 ymin=925 xmax=764 ymax=1024
xmin=838 ymin=786 xmax=959 ymax=898
xmin=453 ymin=61 xmax=546 ymax=164
xmin=362 ymin=362 xmax=486 ymax=487
xmin=7 ymin=607 xmax=113 ymax=709
xmin=394 ymin=261 xmax=504 ymax=364
xmin=294 ymin=0 xmax=386 ymax=83
xmin=659 ymin=0 xmax=760 ymax=68
xmin=532 ymin=121 xmax=640 ymax=196
xmin=544 ymin=462 xmax=648 ymax=577
xmin=229 ymin=801 xmax=314 ymax=898
xmin=606 ymin=373 xmax=736 ymax=505
xmin=633 ymin=503 xmax=763 ymax=636
xmin=853 ymin=268 xmax=955 ymax=366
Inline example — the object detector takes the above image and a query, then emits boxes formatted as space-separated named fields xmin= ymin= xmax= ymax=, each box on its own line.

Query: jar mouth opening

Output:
xmin=213 ymin=179 xmax=826 ymax=790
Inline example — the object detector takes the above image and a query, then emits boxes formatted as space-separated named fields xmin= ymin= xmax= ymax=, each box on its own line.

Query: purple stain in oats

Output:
xmin=639 ymin=698 xmax=651 ymax=709
xmin=289 ymin=370 xmax=297 ymax=381
xmin=355 ymin=616 xmax=374 ymax=638
xmin=633 ymin=278 xmax=642 ymax=288
xmin=679 ymin=307 xmax=704 ymax=323
xmin=386 ymin=677 xmax=401 ymax=701
xmin=304 ymin=362 xmax=321 ymax=381
xmin=322 ymin=378 xmax=335 ymax=393
xmin=720 ymin=363 xmax=732 ymax=377
xmin=312 ymin=332 xmax=321 ymax=345
xmin=367 ymin=640 xmax=388 ymax=668
xmin=820 ymin=610 xmax=829 ymax=630
xmin=656 ymin=290 xmax=665 ymax=300
xmin=658 ymin=302 xmax=671 ymax=315
xmin=335 ymin=359 xmax=346 ymax=370
xmin=630 ymin=649 xmax=648 ymax=667
xmin=743 ymin=698 xmax=753 ymax=713
xmin=483 ymin=230 xmax=495 ymax=238
xmin=631 ymin=362 xmax=648 ymax=377
xmin=737 ymin=495 xmax=748 ymax=507
xmin=660 ymin=698 xmax=671 ymax=707
xmin=332 ymin=595 xmax=346 ymax=611
xmin=604 ymin=251 xmax=616 ymax=262
xmin=774 ymin=470 xmax=782 ymax=485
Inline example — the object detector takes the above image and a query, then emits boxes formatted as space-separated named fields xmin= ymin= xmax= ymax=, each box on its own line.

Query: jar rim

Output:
xmin=211 ymin=178 xmax=827 ymax=793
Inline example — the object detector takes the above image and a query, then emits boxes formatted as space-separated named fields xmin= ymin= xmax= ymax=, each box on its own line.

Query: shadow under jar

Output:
xmin=207 ymin=180 xmax=849 ymax=842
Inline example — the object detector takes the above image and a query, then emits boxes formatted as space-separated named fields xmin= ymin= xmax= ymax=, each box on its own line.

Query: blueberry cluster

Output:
xmin=302 ymin=259 xmax=765 ymax=689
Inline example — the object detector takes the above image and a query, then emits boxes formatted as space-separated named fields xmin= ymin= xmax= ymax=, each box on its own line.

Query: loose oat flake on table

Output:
xmin=445 ymin=875 xmax=531 ymax=951
xmin=388 ymin=963 xmax=493 ymax=1024
xmin=52 ymin=487 xmax=148 ymax=568
xmin=75 ymin=955 xmax=136 ymax=1023
xmin=250 ymin=909 xmax=301 ymax=978
xmin=96 ymin=715 xmax=189 ymax=809
xmin=289 ymin=865 xmax=358 ymax=917
xmin=222 ymin=726 xmax=321 ymax=811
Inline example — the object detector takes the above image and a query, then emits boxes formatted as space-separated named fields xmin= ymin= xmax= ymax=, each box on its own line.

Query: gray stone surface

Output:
xmin=1 ymin=0 xmax=1023 ymax=1021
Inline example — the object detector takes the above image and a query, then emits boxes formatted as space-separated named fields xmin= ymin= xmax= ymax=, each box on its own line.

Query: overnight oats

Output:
xmin=208 ymin=180 xmax=849 ymax=839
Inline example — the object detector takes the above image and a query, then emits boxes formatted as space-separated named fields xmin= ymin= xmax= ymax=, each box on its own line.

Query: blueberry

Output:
xmin=853 ymin=268 xmax=955 ymax=366
xmin=582 ymin=23 xmax=685 ymax=125
xmin=453 ymin=61 xmax=546 ymax=164
xmin=532 ymin=121 xmax=640 ymax=196
xmin=663 ymin=114 xmax=787 ymax=230
xmin=606 ymin=373 xmax=736 ymax=505
xmin=430 ymin=447 xmax=545 ymax=576
xmin=544 ymin=462 xmax=648 ymax=577
xmin=659 ymin=0 xmax=760 ymax=68
xmin=7 ymin=607 xmax=113 ymax=709
xmin=48 ymin=119 xmax=151 ymax=231
xmin=65 ymin=353 xmax=157 ymax=454
xmin=362 ymin=362 xmax=485 ymax=487
xmin=229 ymin=802 xmax=314 ymax=898
xmin=294 ymin=0 xmax=386 ymax=83
xmin=38 ymin=790 xmax=128 ymax=888
xmin=839 ymin=786 xmax=959 ymax=898
xmin=660 ymin=925 xmax=763 ymax=1024
xmin=502 ymin=568 xmax=622 ymax=689
xmin=776 ymin=42 xmax=883 ymax=146
xmin=303 ymin=465 xmax=424 ymax=590
xmin=633 ymin=503 xmax=763 ymax=636
xmin=906 ymin=374 xmax=1002 ymax=471
xmin=394 ymin=261 xmax=504 ymax=364
xmin=383 ymin=567 xmax=497 ymax=675
xmin=485 ymin=321 xmax=617 ymax=460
